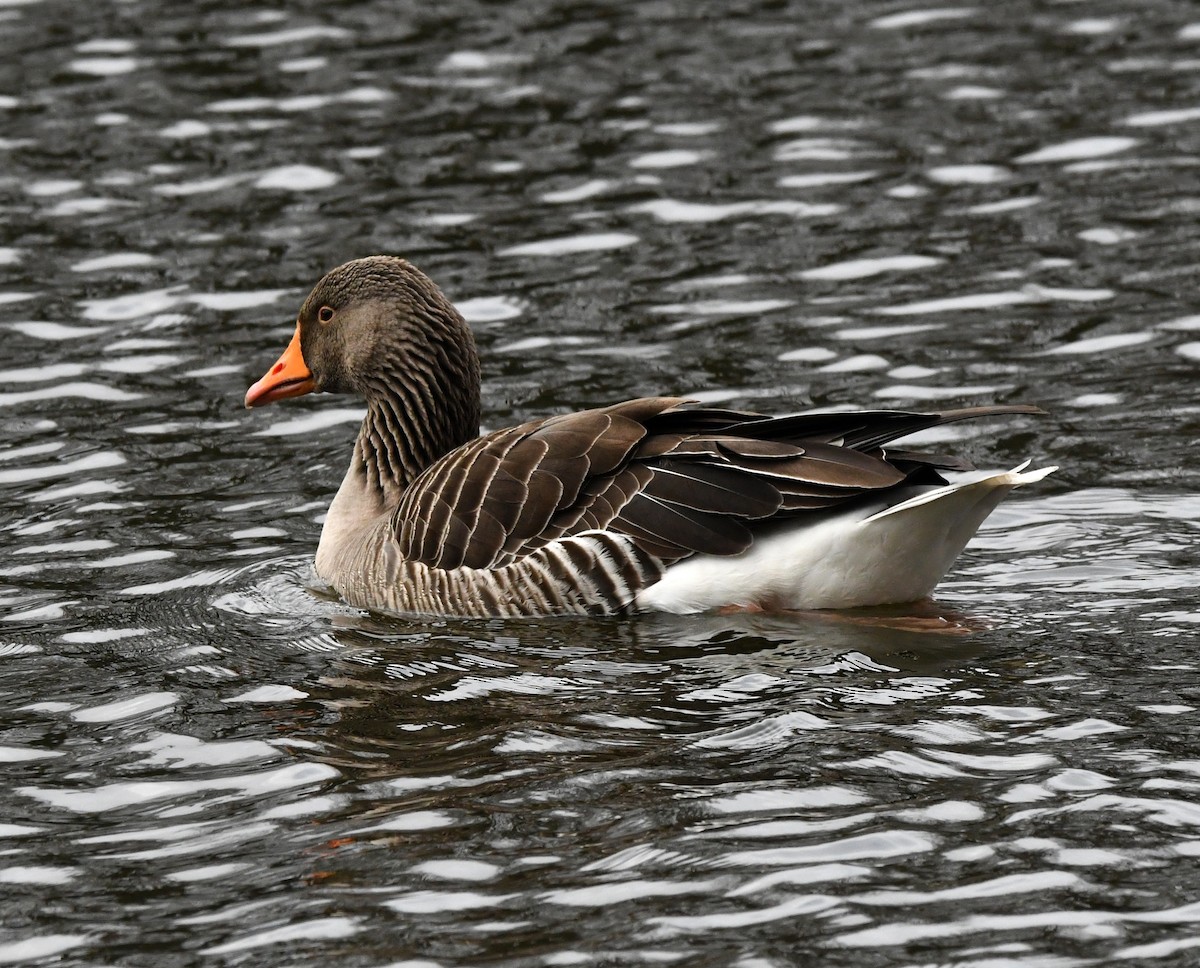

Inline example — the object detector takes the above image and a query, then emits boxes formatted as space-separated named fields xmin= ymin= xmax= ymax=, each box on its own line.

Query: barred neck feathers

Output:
xmin=296 ymin=256 xmax=482 ymax=500
xmin=355 ymin=321 xmax=481 ymax=501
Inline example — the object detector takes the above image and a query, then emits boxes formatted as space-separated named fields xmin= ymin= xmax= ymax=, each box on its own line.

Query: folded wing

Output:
xmin=391 ymin=398 xmax=1041 ymax=571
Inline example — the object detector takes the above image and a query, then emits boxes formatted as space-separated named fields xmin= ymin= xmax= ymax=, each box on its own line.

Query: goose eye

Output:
xmin=318 ymin=306 xmax=335 ymax=323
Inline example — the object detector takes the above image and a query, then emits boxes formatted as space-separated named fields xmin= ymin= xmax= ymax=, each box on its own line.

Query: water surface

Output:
xmin=3 ymin=1 xmax=1200 ymax=965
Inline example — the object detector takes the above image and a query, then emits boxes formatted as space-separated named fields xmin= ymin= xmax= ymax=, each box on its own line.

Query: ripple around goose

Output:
xmin=244 ymin=256 xmax=1054 ymax=619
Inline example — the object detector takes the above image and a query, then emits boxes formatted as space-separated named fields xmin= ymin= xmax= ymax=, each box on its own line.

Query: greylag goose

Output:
xmin=245 ymin=256 xmax=1053 ymax=618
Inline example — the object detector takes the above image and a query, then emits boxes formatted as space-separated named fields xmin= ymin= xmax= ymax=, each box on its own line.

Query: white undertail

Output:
xmin=637 ymin=463 xmax=1056 ymax=613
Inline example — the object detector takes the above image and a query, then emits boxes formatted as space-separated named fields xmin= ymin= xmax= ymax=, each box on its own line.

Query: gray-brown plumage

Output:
xmin=245 ymin=255 xmax=1052 ymax=618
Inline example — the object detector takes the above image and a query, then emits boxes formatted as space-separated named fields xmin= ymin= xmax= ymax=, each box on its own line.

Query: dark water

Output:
xmin=3 ymin=0 xmax=1200 ymax=964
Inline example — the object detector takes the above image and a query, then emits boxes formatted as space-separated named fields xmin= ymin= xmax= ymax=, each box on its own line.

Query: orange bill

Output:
xmin=244 ymin=323 xmax=316 ymax=408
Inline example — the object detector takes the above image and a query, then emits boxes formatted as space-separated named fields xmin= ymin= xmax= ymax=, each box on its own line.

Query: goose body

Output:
xmin=246 ymin=256 xmax=1054 ymax=618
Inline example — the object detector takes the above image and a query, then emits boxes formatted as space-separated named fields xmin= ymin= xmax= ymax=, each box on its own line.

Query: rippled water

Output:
xmin=3 ymin=1 xmax=1200 ymax=964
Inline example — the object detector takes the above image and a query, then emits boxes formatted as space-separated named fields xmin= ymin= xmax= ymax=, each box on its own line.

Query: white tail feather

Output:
xmin=638 ymin=463 xmax=1056 ymax=613
xmin=865 ymin=461 xmax=1058 ymax=521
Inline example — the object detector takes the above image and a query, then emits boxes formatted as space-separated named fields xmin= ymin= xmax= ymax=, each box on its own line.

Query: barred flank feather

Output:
xmin=332 ymin=529 xmax=659 ymax=617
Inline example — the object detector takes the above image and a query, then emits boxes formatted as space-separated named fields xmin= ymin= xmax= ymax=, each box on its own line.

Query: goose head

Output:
xmin=245 ymin=255 xmax=481 ymax=413
xmin=245 ymin=256 xmax=483 ymax=489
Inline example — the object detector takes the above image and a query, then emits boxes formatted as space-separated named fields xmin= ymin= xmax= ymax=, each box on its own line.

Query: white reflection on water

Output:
xmin=20 ymin=761 xmax=339 ymax=814
xmin=70 ymin=252 xmax=155 ymax=270
xmin=158 ymin=120 xmax=211 ymax=139
xmin=834 ymin=323 xmax=942 ymax=339
xmin=104 ymin=338 xmax=178 ymax=351
xmin=801 ymin=254 xmax=941 ymax=281
xmin=773 ymin=137 xmax=872 ymax=161
xmin=1078 ymin=226 xmax=1140 ymax=244
xmin=649 ymin=298 xmax=794 ymax=316
xmin=0 ymin=383 xmax=141 ymax=404
xmin=769 ymin=115 xmax=865 ymax=133
xmin=6 ymin=321 xmax=97 ymax=340
xmin=0 ymin=451 xmax=124 ymax=483
xmin=254 ymin=165 xmax=339 ymax=191
xmin=223 ymin=26 xmax=351 ymax=48
xmin=630 ymin=199 xmax=838 ymax=222
xmin=26 ymin=178 xmax=83 ymax=196
xmin=81 ymin=287 xmax=183 ymax=321
xmin=966 ymin=196 xmax=1042 ymax=214
xmin=778 ymin=346 xmax=838 ymax=362
xmin=1063 ymin=17 xmax=1120 ymax=35
xmin=252 ymin=407 xmax=364 ymax=439
xmin=190 ymin=290 xmax=288 ymax=310
xmin=154 ymin=173 xmax=248 ymax=196
xmin=1065 ymin=393 xmax=1123 ymax=407
xmin=224 ymin=685 xmax=309 ymax=703
xmin=1124 ymin=105 xmax=1200 ymax=126
xmin=200 ymin=917 xmax=360 ymax=956
xmin=498 ymin=233 xmax=639 ymax=256
xmin=874 ymin=383 xmax=1011 ymax=400
xmin=1015 ymin=135 xmax=1139 ymax=164
xmin=869 ymin=9 xmax=976 ymax=30
xmin=456 ymin=295 xmax=524 ymax=322
xmin=1044 ymin=333 xmax=1156 ymax=355
xmin=873 ymin=290 xmax=1038 ymax=314
xmin=71 ymin=690 xmax=174 ymax=721
xmin=69 ymin=56 xmax=138 ymax=76
xmin=820 ymin=355 xmax=888 ymax=371
xmin=541 ymin=179 xmax=614 ymax=203
xmin=9 ymin=321 xmax=103 ymax=340
xmin=414 ymin=858 xmax=502 ymax=881
xmin=778 ymin=171 xmax=877 ymax=188
xmin=0 ymin=362 xmax=87 ymax=382
xmin=166 ymin=862 xmax=251 ymax=882
xmin=944 ymin=84 xmax=1003 ymax=99
xmin=98 ymin=353 xmax=183 ymax=374
xmin=926 ymin=164 xmax=1010 ymax=184
xmin=46 ymin=197 xmax=130 ymax=216
xmin=628 ymin=149 xmax=710 ymax=169
xmin=440 ymin=50 xmax=530 ymax=71
xmin=0 ymin=936 xmax=90 ymax=965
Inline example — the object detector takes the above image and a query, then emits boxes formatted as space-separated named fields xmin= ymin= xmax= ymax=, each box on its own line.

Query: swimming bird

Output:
xmin=245 ymin=256 xmax=1053 ymax=618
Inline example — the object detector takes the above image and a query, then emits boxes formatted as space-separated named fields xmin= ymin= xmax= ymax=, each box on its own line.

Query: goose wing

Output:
xmin=390 ymin=399 xmax=1040 ymax=570
xmin=391 ymin=397 xmax=684 ymax=570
